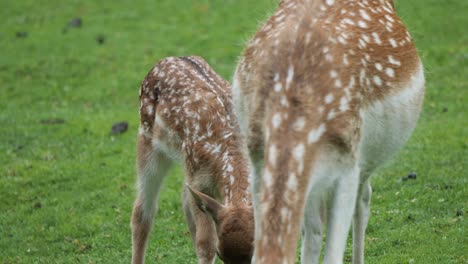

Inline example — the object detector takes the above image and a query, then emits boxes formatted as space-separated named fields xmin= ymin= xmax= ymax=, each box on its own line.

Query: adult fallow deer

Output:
xmin=233 ymin=0 xmax=424 ymax=263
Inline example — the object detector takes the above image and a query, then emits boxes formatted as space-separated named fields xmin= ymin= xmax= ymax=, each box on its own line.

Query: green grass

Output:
xmin=0 ymin=0 xmax=466 ymax=263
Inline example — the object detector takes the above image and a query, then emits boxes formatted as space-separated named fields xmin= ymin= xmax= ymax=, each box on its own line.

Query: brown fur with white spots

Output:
xmin=233 ymin=0 xmax=424 ymax=263
xmin=132 ymin=56 xmax=254 ymax=264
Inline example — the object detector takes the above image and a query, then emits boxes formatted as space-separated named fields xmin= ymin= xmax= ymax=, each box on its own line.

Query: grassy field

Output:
xmin=0 ymin=0 xmax=466 ymax=263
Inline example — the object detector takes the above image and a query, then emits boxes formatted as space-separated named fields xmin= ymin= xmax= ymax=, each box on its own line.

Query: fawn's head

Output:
xmin=187 ymin=186 xmax=254 ymax=264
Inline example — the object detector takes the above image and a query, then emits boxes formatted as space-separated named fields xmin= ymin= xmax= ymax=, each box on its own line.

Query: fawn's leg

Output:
xmin=131 ymin=135 xmax=172 ymax=264
xmin=322 ymin=161 xmax=359 ymax=264
xmin=250 ymin=153 xmax=264 ymax=240
xmin=352 ymin=177 xmax=372 ymax=264
xmin=182 ymin=187 xmax=196 ymax=242
xmin=184 ymin=189 xmax=218 ymax=264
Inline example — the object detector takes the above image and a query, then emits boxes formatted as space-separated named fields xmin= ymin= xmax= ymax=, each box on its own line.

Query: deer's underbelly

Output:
xmin=358 ymin=62 xmax=425 ymax=177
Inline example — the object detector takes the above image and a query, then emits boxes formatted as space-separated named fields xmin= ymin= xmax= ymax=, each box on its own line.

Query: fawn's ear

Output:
xmin=186 ymin=184 xmax=224 ymax=223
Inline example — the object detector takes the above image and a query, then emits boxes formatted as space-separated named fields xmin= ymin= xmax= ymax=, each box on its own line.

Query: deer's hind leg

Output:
xmin=304 ymin=147 xmax=360 ymax=264
xmin=301 ymin=191 xmax=326 ymax=264
xmin=352 ymin=177 xmax=372 ymax=264
xmin=323 ymin=160 xmax=360 ymax=264
xmin=131 ymin=134 xmax=173 ymax=264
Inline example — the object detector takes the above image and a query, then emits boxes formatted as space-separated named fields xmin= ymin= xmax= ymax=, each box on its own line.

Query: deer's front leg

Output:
xmin=189 ymin=198 xmax=218 ymax=264
xmin=131 ymin=136 xmax=172 ymax=264
xmin=182 ymin=187 xmax=197 ymax=243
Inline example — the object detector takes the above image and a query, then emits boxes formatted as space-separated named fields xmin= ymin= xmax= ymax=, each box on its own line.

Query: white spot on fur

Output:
xmin=264 ymin=169 xmax=273 ymax=189
xmin=389 ymin=38 xmax=398 ymax=48
xmin=342 ymin=18 xmax=355 ymax=26
xmin=372 ymin=32 xmax=382 ymax=44
xmin=274 ymin=73 xmax=280 ymax=82
xmin=360 ymin=9 xmax=371 ymax=21
xmin=358 ymin=38 xmax=367 ymax=49
xmin=375 ymin=63 xmax=383 ymax=71
xmin=359 ymin=69 xmax=366 ymax=85
xmin=338 ymin=36 xmax=347 ymax=44
xmin=385 ymin=14 xmax=394 ymax=22
xmin=388 ymin=55 xmax=401 ymax=66
xmin=286 ymin=65 xmax=294 ymax=89
xmin=269 ymin=144 xmax=277 ymax=165
xmin=343 ymin=54 xmax=349 ymax=65
xmin=373 ymin=75 xmax=383 ymax=86
xmin=292 ymin=144 xmax=305 ymax=162
xmin=308 ymin=124 xmax=326 ymax=144
xmin=287 ymin=173 xmax=297 ymax=190
xmin=362 ymin=34 xmax=370 ymax=43
xmin=146 ymin=104 xmax=154 ymax=115
xmin=293 ymin=117 xmax=306 ymax=131
xmin=274 ymin=82 xmax=283 ymax=92
xmin=339 ymin=97 xmax=349 ymax=112
xmin=335 ymin=79 xmax=342 ymax=88
xmin=327 ymin=109 xmax=336 ymax=120
xmin=325 ymin=93 xmax=334 ymax=104
xmin=358 ymin=20 xmax=368 ymax=28
xmin=386 ymin=68 xmax=395 ymax=78
xmin=230 ymin=175 xmax=235 ymax=185
xmin=272 ymin=113 xmax=282 ymax=128
xmin=281 ymin=207 xmax=289 ymax=222
xmin=280 ymin=96 xmax=289 ymax=107
xmin=305 ymin=32 xmax=312 ymax=45
xmin=348 ymin=75 xmax=356 ymax=89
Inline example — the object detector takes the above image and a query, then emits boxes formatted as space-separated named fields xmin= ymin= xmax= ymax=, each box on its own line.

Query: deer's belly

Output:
xmin=358 ymin=62 xmax=425 ymax=176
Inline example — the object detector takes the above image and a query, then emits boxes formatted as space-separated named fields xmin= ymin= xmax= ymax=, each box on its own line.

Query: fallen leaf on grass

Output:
xmin=16 ymin=32 xmax=28 ymax=38
xmin=62 ymin=17 xmax=83 ymax=33
xmin=96 ymin=34 xmax=105 ymax=45
xmin=34 ymin=202 xmax=42 ymax=209
xmin=40 ymin=118 xmax=65 ymax=125
xmin=110 ymin=121 xmax=128 ymax=135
